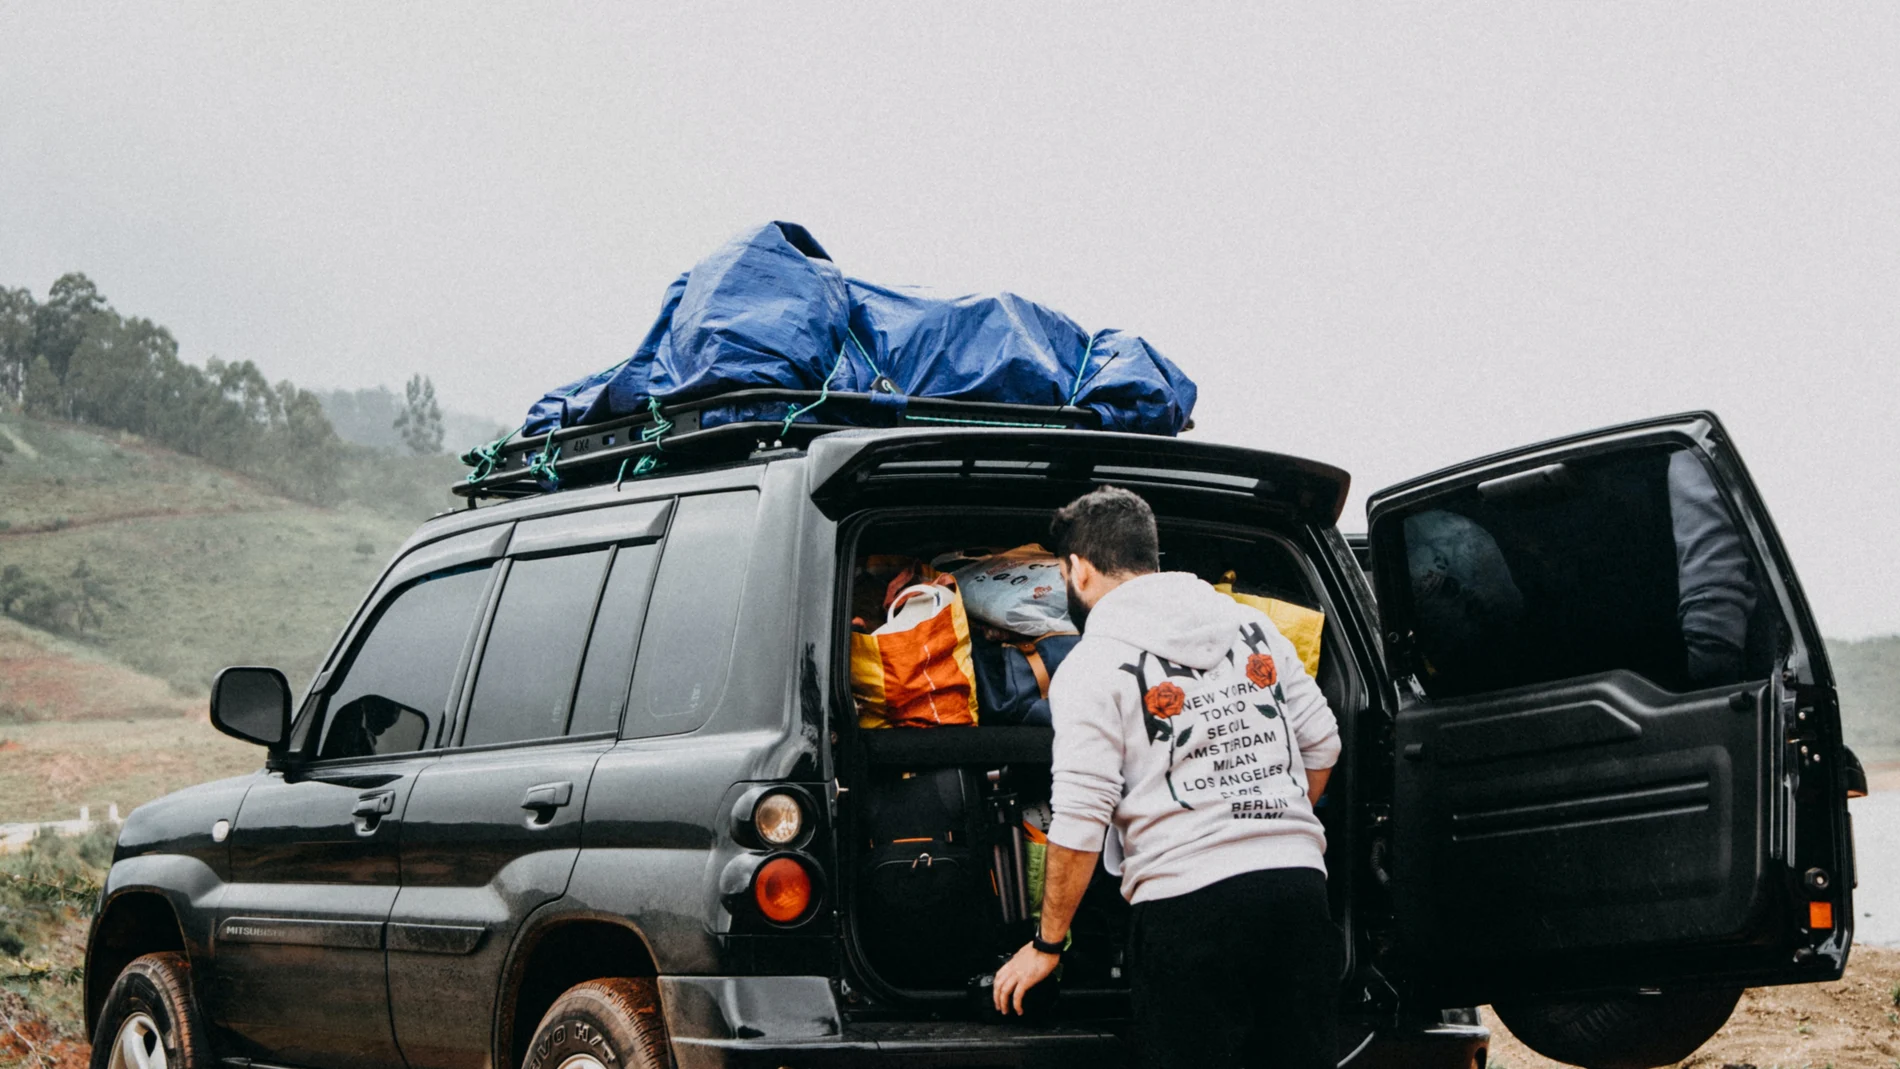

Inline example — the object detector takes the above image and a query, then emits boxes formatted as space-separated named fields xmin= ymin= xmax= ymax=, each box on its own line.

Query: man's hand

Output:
xmin=1307 ymin=766 xmax=1331 ymax=807
xmin=992 ymin=942 xmax=1061 ymax=1015
xmin=993 ymin=842 xmax=1099 ymax=1015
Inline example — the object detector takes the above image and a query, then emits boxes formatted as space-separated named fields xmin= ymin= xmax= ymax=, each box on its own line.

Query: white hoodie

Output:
xmin=1046 ymin=572 xmax=1341 ymax=904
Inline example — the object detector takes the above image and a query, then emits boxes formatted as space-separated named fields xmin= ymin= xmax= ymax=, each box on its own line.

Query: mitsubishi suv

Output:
xmin=84 ymin=401 xmax=1860 ymax=1069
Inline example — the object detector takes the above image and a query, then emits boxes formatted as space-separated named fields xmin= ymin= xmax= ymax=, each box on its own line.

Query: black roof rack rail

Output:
xmin=452 ymin=389 xmax=1102 ymax=501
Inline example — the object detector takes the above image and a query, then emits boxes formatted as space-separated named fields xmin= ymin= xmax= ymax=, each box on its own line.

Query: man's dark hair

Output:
xmin=1049 ymin=486 xmax=1160 ymax=576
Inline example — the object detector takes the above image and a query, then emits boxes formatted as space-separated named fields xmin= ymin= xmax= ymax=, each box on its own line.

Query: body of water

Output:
xmin=1850 ymin=790 xmax=1898 ymax=947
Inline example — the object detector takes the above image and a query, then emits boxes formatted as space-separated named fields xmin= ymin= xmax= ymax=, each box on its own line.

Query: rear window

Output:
xmin=624 ymin=491 xmax=759 ymax=738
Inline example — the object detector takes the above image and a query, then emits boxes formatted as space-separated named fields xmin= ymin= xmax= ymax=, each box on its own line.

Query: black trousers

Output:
xmin=1127 ymin=867 xmax=1342 ymax=1069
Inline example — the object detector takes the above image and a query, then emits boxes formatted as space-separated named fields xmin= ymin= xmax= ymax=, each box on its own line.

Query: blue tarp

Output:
xmin=520 ymin=222 xmax=1196 ymax=439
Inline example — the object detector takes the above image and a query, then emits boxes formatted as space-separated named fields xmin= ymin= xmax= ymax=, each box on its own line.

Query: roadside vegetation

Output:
xmin=0 ymin=828 xmax=110 ymax=1068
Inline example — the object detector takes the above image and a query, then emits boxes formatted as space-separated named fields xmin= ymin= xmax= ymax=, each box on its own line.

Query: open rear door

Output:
xmin=1366 ymin=412 xmax=1852 ymax=1005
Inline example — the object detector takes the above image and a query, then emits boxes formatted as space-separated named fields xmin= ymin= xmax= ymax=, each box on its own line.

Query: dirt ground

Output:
xmin=1486 ymin=945 xmax=1900 ymax=1069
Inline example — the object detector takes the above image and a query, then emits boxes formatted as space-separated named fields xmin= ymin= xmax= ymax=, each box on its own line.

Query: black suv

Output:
xmin=85 ymin=403 xmax=1859 ymax=1069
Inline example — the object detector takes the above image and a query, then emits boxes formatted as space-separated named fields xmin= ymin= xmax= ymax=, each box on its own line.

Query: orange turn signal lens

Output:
xmin=754 ymin=857 xmax=813 ymax=924
xmin=1809 ymin=900 xmax=1834 ymax=929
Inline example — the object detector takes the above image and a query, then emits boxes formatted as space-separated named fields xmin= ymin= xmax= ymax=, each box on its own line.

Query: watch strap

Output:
xmin=1031 ymin=933 xmax=1066 ymax=956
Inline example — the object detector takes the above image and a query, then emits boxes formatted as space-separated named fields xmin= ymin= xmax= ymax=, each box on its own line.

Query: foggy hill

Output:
xmin=318 ymin=386 xmax=511 ymax=455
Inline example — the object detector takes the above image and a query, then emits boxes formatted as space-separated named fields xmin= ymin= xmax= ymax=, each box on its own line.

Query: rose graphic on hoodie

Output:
xmin=1245 ymin=653 xmax=1278 ymax=690
xmin=1144 ymin=682 xmax=1186 ymax=719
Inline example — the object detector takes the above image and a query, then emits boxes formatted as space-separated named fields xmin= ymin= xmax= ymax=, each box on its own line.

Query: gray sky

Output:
xmin=4 ymin=5 xmax=1897 ymax=638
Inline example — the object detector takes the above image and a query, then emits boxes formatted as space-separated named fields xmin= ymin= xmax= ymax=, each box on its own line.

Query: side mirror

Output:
xmin=210 ymin=666 xmax=293 ymax=751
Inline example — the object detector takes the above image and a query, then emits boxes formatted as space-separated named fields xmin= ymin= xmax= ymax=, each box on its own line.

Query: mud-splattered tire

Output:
xmin=521 ymin=978 xmax=671 ymax=1069
xmin=89 ymin=952 xmax=210 ymax=1069
xmin=1492 ymin=986 xmax=1743 ymax=1069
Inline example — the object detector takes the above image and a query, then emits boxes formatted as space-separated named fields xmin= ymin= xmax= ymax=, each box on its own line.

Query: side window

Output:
xmin=317 ymin=564 xmax=493 ymax=761
xmin=568 ymin=543 xmax=661 ymax=736
xmin=460 ymin=549 xmax=612 ymax=748
xmin=625 ymin=491 xmax=759 ymax=738
xmin=1392 ymin=446 xmax=1771 ymax=699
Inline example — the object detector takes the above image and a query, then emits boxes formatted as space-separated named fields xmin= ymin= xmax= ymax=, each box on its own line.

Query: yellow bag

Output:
xmin=1214 ymin=582 xmax=1325 ymax=677
xmin=852 ymin=578 xmax=980 ymax=729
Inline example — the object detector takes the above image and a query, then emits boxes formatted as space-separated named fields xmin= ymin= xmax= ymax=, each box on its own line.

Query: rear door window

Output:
xmin=460 ymin=549 xmax=613 ymax=747
xmin=625 ymin=491 xmax=759 ymax=738
xmin=317 ymin=564 xmax=494 ymax=760
xmin=1390 ymin=446 xmax=1772 ymax=698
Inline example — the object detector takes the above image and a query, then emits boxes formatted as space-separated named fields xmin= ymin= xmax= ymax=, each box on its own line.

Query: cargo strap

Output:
xmin=461 ymin=421 xmax=527 ymax=484
xmin=780 ymin=345 xmax=849 ymax=437
xmin=1065 ymin=334 xmax=1097 ymax=405
xmin=1065 ymin=330 xmax=1127 ymax=407
xmin=615 ymin=397 xmax=673 ymax=489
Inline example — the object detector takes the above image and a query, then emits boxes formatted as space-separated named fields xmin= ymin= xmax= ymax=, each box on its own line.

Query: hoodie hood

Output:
xmin=1083 ymin=571 xmax=1251 ymax=671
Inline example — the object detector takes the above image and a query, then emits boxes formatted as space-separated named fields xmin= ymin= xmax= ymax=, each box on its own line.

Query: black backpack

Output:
xmin=854 ymin=767 xmax=993 ymax=988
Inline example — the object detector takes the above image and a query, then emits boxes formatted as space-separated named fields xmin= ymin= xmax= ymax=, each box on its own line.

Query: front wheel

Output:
xmin=89 ymin=952 xmax=210 ymax=1069
xmin=1492 ymin=986 xmax=1743 ymax=1069
xmin=521 ymin=978 xmax=671 ymax=1069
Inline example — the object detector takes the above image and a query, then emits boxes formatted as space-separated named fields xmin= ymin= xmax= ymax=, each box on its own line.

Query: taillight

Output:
xmin=753 ymin=791 xmax=805 ymax=846
xmin=731 ymin=785 xmax=816 ymax=850
xmin=754 ymin=856 xmax=814 ymax=924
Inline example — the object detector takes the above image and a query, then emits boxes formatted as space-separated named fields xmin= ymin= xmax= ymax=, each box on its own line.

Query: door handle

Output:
xmin=353 ymin=791 xmax=397 ymax=817
xmin=521 ymin=781 xmax=574 ymax=811
xmin=352 ymin=789 xmax=397 ymax=836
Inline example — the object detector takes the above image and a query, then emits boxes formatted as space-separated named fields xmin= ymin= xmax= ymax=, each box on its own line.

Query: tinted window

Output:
xmin=569 ymin=543 xmax=661 ymax=736
xmin=626 ymin=491 xmax=759 ymax=738
xmin=318 ymin=565 xmax=492 ymax=760
xmin=1390 ymin=447 xmax=1770 ymax=699
xmin=462 ymin=550 xmax=611 ymax=747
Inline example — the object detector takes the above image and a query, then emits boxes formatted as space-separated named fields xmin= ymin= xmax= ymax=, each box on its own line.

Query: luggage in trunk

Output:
xmin=855 ymin=768 xmax=994 ymax=989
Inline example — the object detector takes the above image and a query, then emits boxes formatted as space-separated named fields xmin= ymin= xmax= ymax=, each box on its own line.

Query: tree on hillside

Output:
xmin=0 ymin=286 xmax=35 ymax=406
xmin=393 ymin=374 xmax=444 ymax=455
xmin=1 ymin=272 xmax=348 ymax=503
xmin=23 ymin=357 xmax=60 ymax=417
xmin=33 ymin=273 xmax=107 ymax=382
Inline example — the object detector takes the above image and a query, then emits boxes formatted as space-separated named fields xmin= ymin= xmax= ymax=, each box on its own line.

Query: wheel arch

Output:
xmin=495 ymin=909 xmax=660 ymax=1069
xmin=86 ymin=889 xmax=189 ymax=1034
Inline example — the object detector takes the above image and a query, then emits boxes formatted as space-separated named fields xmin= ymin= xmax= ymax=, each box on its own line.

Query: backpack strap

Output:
xmin=1022 ymin=645 xmax=1052 ymax=697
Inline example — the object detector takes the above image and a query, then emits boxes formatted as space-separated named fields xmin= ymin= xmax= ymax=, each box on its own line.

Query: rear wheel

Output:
xmin=521 ymin=978 xmax=671 ymax=1069
xmin=1492 ymin=987 xmax=1743 ymax=1069
xmin=89 ymin=952 xmax=209 ymax=1069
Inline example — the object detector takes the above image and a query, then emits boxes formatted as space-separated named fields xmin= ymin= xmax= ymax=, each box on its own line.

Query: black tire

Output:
xmin=1492 ymin=987 xmax=1743 ymax=1069
xmin=89 ymin=951 xmax=210 ymax=1069
xmin=521 ymin=978 xmax=671 ymax=1069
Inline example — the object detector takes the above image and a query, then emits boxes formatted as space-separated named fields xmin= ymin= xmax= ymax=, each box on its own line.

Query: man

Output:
xmin=992 ymin=486 xmax=1343 ymax=1069
xmin=1668 ymin=450 xmax=1757 ymax=687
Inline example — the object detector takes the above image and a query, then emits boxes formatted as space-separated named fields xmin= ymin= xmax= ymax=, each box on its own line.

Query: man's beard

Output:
xmin=1065 ymin=579 xmax=1090 ymax=633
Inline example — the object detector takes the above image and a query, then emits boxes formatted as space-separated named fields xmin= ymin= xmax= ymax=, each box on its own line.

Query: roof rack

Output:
xmin=453 ymin=389 xmax=1102 ymax=501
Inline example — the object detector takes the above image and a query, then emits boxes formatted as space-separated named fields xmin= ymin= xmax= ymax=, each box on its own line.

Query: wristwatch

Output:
xmin=1030 ymin=932 xmax=1066 ymax=956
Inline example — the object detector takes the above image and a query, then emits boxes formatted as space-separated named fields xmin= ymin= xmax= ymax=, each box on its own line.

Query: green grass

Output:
xmin=0 ymin=414 xmax=449 ymax=695
xmin=0 ymin=412 xmax=275 ymax=533
xmin=2 ymin=507 xmax=413 ymax=694
xmin=0 ymin=718 xmax=261 ymax=823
